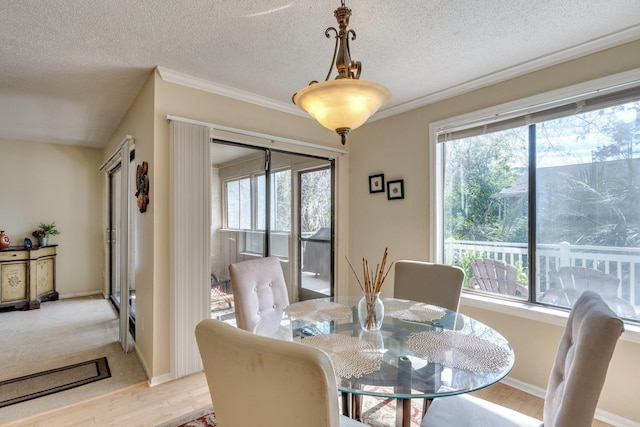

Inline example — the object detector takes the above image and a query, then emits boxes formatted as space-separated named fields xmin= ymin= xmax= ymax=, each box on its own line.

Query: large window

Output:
xmin=438 ymin=81 xmax=640 ymax=321
xmin=225 ymin=170 xmax=291 ymax=232
xmin=224 ymin=169 xmax=292 ymax=256
xmin=226 ymin=177 xmax=251 ymax=230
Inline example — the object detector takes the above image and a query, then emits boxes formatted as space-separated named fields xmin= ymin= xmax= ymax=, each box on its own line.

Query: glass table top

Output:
xmin=255 ymin=296 xmax=514 ymax=400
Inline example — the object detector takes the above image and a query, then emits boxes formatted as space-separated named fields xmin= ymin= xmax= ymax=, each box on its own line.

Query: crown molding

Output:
xmin=372 ymin=24 xmax=640 ymax=121
xmin=156 ymin=66 xmax=307 ymax=118
xmin=158 ymin=25 xmax=640 ymax=124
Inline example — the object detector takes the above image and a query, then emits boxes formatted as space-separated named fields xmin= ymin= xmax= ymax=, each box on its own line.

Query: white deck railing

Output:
xmin=445 ymin=238 xmax=640 ymax=306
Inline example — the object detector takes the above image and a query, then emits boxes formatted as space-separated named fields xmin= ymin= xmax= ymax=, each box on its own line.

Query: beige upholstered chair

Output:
xmin=394 ymin=260 xmax=465 ymax=311
xmin=229 ymin=256 xmax=290 ymax=332
xmin=421 ymin=291 xmax=624 ymax=427
xmin=195 ymin=319 xmax=367 ymax=427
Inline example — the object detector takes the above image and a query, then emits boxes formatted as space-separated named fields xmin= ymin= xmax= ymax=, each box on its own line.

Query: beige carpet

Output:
xmin=0 ymin=295 xmax=147 ymax=425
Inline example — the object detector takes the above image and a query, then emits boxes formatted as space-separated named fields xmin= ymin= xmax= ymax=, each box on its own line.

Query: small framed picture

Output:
xmin=387 ymin=179 xmax=404 ymax=200
xmin=369 ymin=174 xmax=385 ymax=193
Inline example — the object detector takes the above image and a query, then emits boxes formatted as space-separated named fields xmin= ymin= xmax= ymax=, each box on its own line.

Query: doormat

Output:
xmin=0 ymin=357 xmax=111 ymax=408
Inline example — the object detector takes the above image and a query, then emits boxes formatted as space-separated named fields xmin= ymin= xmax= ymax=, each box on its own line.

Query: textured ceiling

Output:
xmin=1 ymin=0 xmax=640 ymax=148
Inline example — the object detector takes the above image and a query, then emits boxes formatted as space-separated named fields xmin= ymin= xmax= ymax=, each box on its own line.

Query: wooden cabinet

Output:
xmin=0 ymin=245 xmax=58 ymax=310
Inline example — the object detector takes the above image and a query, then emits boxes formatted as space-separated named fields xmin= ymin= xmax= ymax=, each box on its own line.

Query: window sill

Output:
xmin=460 ymin=292 xmax=640 ymax=345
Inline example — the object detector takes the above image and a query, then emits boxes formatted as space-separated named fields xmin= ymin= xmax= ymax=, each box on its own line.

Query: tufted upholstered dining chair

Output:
xmin=229 ymin=256 xmax=290 ymax=332
xmin=195 ymin=318 xmax=368 ymax=427
xmin=394 ymin=260 xmax=465 ymax=311
xmin=421 ymin=290 xmax=624 ymax=427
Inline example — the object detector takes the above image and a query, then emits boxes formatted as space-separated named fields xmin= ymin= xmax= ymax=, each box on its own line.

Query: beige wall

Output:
xmin=348 ymin=39 xmax=640 ymax=423
xmin=0 ymin=138 xmax=104 ymax=297
xmin=152 ymin=73 xmax=353 ymax=376
xmin=102 ymin=70 xmax=156 ymax=376
xmin=105 ymin=69 xmax=353 ymax=379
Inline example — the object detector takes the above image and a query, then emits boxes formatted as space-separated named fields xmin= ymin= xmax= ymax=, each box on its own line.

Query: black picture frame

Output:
xmin=369 ymin=174 xmax=385 ymax=193
xmin=387 ymin=179 xmax=404 ymax=200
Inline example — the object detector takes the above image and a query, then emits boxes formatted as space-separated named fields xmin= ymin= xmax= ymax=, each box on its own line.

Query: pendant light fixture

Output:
xmin=293 ymin=1 xmax=390 ymax=145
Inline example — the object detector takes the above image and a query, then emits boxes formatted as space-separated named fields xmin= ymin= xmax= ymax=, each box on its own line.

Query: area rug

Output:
xmin=0 ymin=357 xmax=111 ymax=408
xmin=156 ymin=406 xmax=216 ymax=427
xmin=156 ymin=395 xmax=423 ymax=427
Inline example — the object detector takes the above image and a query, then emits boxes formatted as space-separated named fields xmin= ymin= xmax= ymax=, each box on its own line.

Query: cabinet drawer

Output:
xmin=0 ymin=250 xmax=29 ymax=262
xmin=32 ymin=247 xmax=57 ymax=258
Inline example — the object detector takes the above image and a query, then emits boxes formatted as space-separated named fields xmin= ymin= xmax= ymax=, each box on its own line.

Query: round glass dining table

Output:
xmin=254 ymin=296 xmax=514 ymax=427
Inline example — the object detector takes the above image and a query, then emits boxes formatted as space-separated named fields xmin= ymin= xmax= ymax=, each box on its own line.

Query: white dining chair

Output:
xmin=229 ymin=256 xmax=290 ymax=332
xmin=195 ymin=318 xmax=368 ymax=427
xmin=421 ymin=290 xmax=624 ymax=427
xmin=394 ymin=260 xmax=465 ymax=311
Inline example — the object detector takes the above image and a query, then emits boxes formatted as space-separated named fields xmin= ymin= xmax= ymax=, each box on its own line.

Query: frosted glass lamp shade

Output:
xmin=293 ymin=79 xmax=390 ymax=133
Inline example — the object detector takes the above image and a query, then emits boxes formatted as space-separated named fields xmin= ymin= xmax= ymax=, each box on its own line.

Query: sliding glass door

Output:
xmin=209 ymin=140 xmax=335 ymax=318
xmin=107 ymin=149 xmax=136 ymax=342
xmin=298 ymin=166 xmax=334 ymax=299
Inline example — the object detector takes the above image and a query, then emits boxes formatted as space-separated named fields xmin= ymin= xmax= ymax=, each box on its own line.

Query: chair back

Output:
xmin=394 ymin=260 xmax=464 ymax=311
xmin=230 ymin=256 xmax=289 ymax=332
xmin=549 ymin=266 xmax=620 ymax=297
xmin=543 ymin=290 xmax=624 ymax=427
xmin=195 ymin=319 xmax=341 ymax=427
xmin=545 ymin=267 xmax=636 ymax=318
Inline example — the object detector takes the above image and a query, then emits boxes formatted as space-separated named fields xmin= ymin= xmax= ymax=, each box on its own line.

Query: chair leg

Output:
xmin=422 ymin=397 xmax=432 ymax=416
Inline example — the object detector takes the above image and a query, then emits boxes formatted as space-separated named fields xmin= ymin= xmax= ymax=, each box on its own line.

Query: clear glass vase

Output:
xmin=358 ymin=292 xmax=384 ymax=331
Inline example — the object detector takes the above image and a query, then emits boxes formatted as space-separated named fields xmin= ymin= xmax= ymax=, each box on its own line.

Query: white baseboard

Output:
xmin=501 ymin=376 xmax=546 ymax=399
xmin=502 ymin=376 xmax=640 ymax=427
xmin=148 ymin=372 xmax=176 ymax=387
xmin=59 ymin=290 xmax=104 ymax=299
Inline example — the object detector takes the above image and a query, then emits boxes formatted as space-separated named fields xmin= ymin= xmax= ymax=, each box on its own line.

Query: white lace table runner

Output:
xmin=384 ymin=300 xmax=446 ymax=322
xmin=285 ymin=300 xmax=351 ymax=322
xmin=299 ymin=334 xmax=382 ymax=379
xmin=407 ymin=330 xmax=511 ymax=373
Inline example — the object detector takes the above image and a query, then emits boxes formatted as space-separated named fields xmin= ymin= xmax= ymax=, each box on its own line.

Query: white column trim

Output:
xmin=100 ymin=135 xmax=134 ymax=171
xmin=118 ymin=138 xmax=132 ymax=352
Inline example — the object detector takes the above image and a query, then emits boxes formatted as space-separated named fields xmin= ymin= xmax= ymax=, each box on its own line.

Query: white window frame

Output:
xmin=223 ymin=175 xmax=253 ymax=230
xmin=429 ymin=68 xmax=640 ymax=342
xmin=223 ymin=168 xmax=292 ymax=232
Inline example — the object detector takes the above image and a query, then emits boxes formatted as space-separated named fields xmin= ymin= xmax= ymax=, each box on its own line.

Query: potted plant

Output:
xmin=32 ymin=222 xmax=60 ymax=247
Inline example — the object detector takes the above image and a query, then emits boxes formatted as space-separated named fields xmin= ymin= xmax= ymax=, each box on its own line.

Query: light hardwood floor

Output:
xmin=4 ymin=372 xmax=613 ymax=427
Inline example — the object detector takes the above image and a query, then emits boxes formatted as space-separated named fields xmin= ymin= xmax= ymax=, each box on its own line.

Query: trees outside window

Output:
xmin=441 ymin=97 xmax=640 ymax=320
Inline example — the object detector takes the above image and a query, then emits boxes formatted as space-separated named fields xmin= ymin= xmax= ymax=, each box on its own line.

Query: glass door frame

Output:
xmin=107 ymin=149 xmax=136 ymax=341
xmin=297 ymin=162 xmax=335 ymax=300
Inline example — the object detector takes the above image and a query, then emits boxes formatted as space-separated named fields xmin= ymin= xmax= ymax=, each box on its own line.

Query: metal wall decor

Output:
xmin=135 ymin=161 xmax=150 ymax=213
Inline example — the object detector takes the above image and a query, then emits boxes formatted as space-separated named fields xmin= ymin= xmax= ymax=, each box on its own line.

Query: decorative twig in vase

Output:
xmin=346 ymin=248 xmax=394 ymax=331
